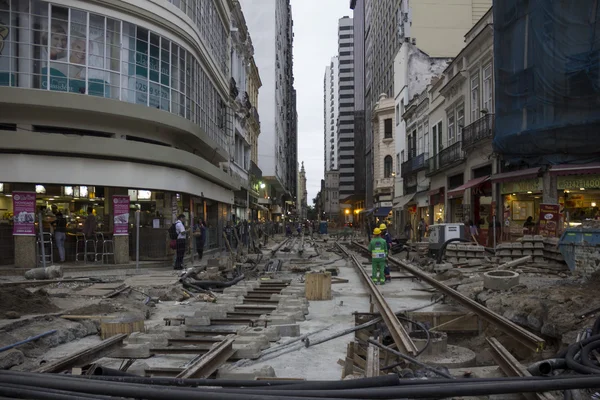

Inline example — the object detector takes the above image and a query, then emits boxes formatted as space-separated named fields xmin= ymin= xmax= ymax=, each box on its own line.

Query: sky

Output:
xmin=291 ymin=0 xmax=353 ymax=204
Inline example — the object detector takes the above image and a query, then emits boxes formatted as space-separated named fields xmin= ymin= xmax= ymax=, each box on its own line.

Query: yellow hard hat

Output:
xmin=379 ymin=224 xmax=387 ymax=230
xmin=373 ymin=228 xmax=382 ymax=235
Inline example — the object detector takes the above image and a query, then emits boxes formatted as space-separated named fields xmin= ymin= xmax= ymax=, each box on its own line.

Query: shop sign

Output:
xmin=538 ymin=204 xmax=560 ymax=238
xmin=113 ymin=195 xmax=130 ymax=236
xmin=12 ymin=192 xmax=36 ymax=236
xmin=557 ymin=174 xmax=600 ymax=190
xmin=500 ymin=178 xmax=542 ymax=194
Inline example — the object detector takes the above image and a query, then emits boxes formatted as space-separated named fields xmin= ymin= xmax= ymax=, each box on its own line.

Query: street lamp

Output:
xmin=260 ymin=182 xmax=266 ymax=189
xmin=345 ymin=209 xmax=350 ymax=215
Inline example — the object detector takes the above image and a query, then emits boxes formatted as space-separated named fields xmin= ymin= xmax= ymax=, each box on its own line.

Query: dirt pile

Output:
xmin=0 ymin=287 xmax=59 ymax=318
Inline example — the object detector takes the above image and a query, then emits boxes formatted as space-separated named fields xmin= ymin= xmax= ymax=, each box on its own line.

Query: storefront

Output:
xmin=0 ymin=182 xmax=230 ymax=265
xmin=499 ymin=177 xmax=543 ymax=240
xmin=557 ymin=174 xmax=600 ymax=226
xmin=447 ymin=174 xmax=493 ymax=243
xmin=428 ymin=188 xmax=445 ymax=225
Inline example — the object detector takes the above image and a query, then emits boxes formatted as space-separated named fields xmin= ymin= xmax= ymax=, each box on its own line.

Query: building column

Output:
xmin=542 ymin=171 xmax=558 ymax=204
xmin=107 ymin=187 xmax=130 ymax=264
xmin=13 ymin=184 xmax=36 ymax=268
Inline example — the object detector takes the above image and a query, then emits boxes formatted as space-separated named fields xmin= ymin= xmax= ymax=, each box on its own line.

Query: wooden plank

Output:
xmin=353 ymin=353 xmax=366 ymax=370
xmin=34 ymin=334 xmax=126 ymax=373
xmin=365 ymin=344 xmax=380 ymax=377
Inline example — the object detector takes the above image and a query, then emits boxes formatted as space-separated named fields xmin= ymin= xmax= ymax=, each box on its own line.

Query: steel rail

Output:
xmin=487 ymin=338 xmax=555 ymax=400
xmin=335 ymin=243 xmax=418 ymax=356
xmin=34 ymin=334 xmax=126 ymax=373
xmin=351 ymin=242 xmax=545 ymax=352
xmin=176 ymin=336 xmax=236 ymax=379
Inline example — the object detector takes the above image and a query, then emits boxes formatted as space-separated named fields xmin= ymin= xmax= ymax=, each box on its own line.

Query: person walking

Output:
xmin=52 ymin=211 xmax=67 ymax=263
xmin=174 ymin=214 xmax=187 ymax=270
xmin=193 ymin=218 xmax=206 ymax=264
xmin=368 ymin=228 xmax=388 ymax=285
xmin=379 ymin=224 xmax=393 ymax=282
xmin=417 ymin=218 xmax=426 ymax=242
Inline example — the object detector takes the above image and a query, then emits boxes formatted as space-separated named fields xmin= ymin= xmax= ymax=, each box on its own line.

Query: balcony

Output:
xmin=401 ymin=152 xmax=429 ymax=177
xmin=249 ymin=106 xmax=260 ymax=125
xmin=427 ymin=141 xmax=465 ymax=175
xmin=462 ymin=113 xmax=494 ymax=150
xmin=375 ymin=178 xmax=394 ymax=194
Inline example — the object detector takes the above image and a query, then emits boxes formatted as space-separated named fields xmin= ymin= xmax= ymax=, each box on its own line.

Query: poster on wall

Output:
xmin=538 ymin=204 xmax=560 ymax=237
xmin=12 ymin=192 xmax=36 ymax=236
xmin=113 ymin=195 xmax=130 ymax=235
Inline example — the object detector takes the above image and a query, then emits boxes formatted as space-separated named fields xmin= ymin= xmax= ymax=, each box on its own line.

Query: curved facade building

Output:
xmin=0 ymin=0 xmax=242 ymax=266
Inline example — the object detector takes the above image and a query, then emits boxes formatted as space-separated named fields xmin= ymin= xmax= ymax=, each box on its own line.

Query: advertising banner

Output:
xmin=539 ymin=204 xmax=561 ymax=237
xmin=113 ymin=195 xmax=130 ymax=235
xmin=12 ymin=192 xmax=36 ymax=236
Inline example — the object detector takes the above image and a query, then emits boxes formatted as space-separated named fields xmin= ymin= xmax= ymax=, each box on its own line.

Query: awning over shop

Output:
xmin=392 ymin=193 xmax=416 ymax=210
xmin=549 ymin=163 xmax=600 ymax=176
xmin=360 ymin=208 xmax=374 ymax=214
xmin=491 ymin=167 xmax=540 ymax=183
xmin=373 ymin=207 xmax=393 ymax=217
xmin=447 ymin=176 xmax=490 ymax=199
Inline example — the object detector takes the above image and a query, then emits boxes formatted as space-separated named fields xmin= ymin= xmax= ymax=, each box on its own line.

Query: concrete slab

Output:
xmin=126 ymin=333 xmax=169 ymax=347
xmin=276 ymin=324 xmax=301 ymax=337
xmin=234 ymin=334 xmax=270 ymax=350
xmin=185 ymin=316 xmax=211 ymax=326
xmin=111 ymin=344 xmax=151 ymax=358
xmin=237 ymin=326 xmax=281 ymax=342
xmin=233 ymin=343 xmax=261 ymax=359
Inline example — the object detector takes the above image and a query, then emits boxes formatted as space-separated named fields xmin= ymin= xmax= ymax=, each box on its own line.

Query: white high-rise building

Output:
xmin=240 ymin=0 xmax=297 ymax=208
xmin=323 ymin=56 xmax=339 ymax=172
xmin=336 ymin=16 xmax=355 ymax=200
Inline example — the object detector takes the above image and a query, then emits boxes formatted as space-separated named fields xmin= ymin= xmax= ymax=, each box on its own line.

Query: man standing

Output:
xmin=368 ymin=228 xmax=388 ymax=285
xmin=83 ymin=207 xmax=96 ymax=238
xmin=174 ymin=214 xmax=187 ymax=270
xmin=379 ymin=224 xmax=393 ymax=282
xmin=417 ymin=218 xmax=426 ymax=242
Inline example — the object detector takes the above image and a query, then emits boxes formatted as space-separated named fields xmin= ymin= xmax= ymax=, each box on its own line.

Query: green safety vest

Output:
xmin=369 ymin=238 xmax=387 ymax=259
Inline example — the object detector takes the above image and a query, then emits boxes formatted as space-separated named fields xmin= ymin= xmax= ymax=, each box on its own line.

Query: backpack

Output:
xmin=168 ymin=223 xmax=178 ymax=240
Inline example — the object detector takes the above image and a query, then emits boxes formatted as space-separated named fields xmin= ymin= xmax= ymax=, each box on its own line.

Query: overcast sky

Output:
xmin=292 ymin=0 xmax=352 ymax=204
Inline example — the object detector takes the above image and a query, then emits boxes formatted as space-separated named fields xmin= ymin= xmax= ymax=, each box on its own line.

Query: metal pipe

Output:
xmin=0 ymin=383 xmax=111 ymax=400
xmin=0 ymin=330 xmax=57 ymax=353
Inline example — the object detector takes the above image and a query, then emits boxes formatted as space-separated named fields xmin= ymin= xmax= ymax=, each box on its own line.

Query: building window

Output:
xmin=482 ymin=64 xmax=493 ymax=113
xmin=384 ymin=118 xmax=393 ymax=138
xmin=471 ymin=73 xmax=480 ymax=122
xmin=395 ymin=104 xmax=400 ymax=125
xmin=384 ymin=155 xmax=393 ymax=178
xmin=448 ymin=113 xmax=455 ymax=143
xmin=456 ymin=107 xmax=464 ymax=142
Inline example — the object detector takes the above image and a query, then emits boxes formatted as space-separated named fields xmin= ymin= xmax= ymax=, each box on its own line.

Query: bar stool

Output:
xmin=75 ymin=233 xmax=86 ymax=261
xmin=96 ymin=233 xmax=115 ymax=264
xmin=80 ymin=233 xmax=96 ymax=264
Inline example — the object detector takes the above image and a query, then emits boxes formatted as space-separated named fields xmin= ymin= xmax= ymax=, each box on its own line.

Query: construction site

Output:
xmin=1 ymin=228 xmax=600 ymax=400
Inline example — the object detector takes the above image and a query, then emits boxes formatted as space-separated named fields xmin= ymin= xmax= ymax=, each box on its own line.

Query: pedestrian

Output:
xmin=83 ymin=207 xmax=96 ymax=238
xmin=468 ymin=219 xmax=479 ymax=244
xmin=193 ymin=218 xmax=206 ymax=263
xmin=174 ymin=214 xmax=187 ymax=270
xmin=523 ymin=216 xmax=535 ymax=235
xmin=404 ymin=221 xmax=412 ymax=242
xmin=368 ymin=228 xmax=388 ymax=285
xmin=417 ymin=218 xmax=426 ymax=242
xmin=379 ymin=224 xmax=393 ymax=282
xmin=52 ymin=211 xmax=67 ymax=263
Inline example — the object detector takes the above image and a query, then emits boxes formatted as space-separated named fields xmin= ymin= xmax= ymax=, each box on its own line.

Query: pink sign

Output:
xmin=113 ymin=195 xmax=130 ymax=235
xmin=13 ymin=192 xmax=36 ymax=236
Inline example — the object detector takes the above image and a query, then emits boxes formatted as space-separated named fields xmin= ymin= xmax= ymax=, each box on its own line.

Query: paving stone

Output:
xmin=447 ymin=244 xmax=458 ymax=250
xmin=457 ymin=252 xmax=467 ymax=257
xmin=533 ymin=235 xmax=544 ymax=242
xmin=523 ymin=249 xmax=533 ymax=256
xmin=234 ymin=334 xmax=270 ymax=350
xmin=112 ymin=344 xmax=151 ymax=358
xmin=445 ymin=251 xmax=457 ymax=257
xmin=233 ymin=343 xmax=261 ymax=359
xmin=447 ymin=257 xmax=459 ymax=264
xmin=511 ymin=243 xmax=523 ymax=249
xmin=534 ymin=242 xmax=545 ymax=249
xmin=533 ymin=249 xmax=544 ymax=256
xmin=522 ymin=235 xmax=533 ymax=242
xmin=276 ymin=324 xmax=301 ymax=337
xmin=523 ymin=242 xmax=534 ymax=249
xmin=459 ymin=258 xmax=469 ymax=264
xmin=0 ymin=349 xmax=24 ymax=369
xmin=237 ymin=326 xmax=281 ymax=342
xmin=185 ymin=316 xmax=211 ymax=326
xmin=467 ymin=259 xmax=483 ymax=267
xmin=511 ymin=250 xmax=523 ymax=256
xmin=126 ymin=333 xmax=169 ymax=347
xmin=466 ymin=252 xmax=476 ymax=258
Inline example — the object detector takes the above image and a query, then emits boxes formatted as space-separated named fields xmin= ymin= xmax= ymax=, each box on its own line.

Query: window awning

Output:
xmin=491 ymin=167 xmax=540 ymax=183
xmin=447 ymin=176 xmax=490 ymax=199
xmin=549 ymin=163 xmax=600 ymax=176
xmin=392 ymin=193 xmax=416 ymax=210
xmin=373 ymin=207 xmax=393 ymax=217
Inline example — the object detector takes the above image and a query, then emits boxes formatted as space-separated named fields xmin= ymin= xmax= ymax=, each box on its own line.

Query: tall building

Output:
xmin=336 ymin=17 xmax=355 ymax=200
xmin=351 ymin=0 xmax=366 ymax=213
xmin=323 ymin=57 xmax=339 ymax=172
xmin=240 ymin=0 xmax=297 ymax=216
xmin=297 ymin=162 xmax=307 ymax=220
xmin=0 ymin=0 xmax=242 ymax=267
xmin=359 ymin=0 xmax=491 ymax=209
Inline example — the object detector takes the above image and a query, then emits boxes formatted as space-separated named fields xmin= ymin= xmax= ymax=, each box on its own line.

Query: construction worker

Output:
xmin=368 ymin=228 xmax=388 ymax=285
xmin=380 ymin=224 xmax=393 ymax=282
